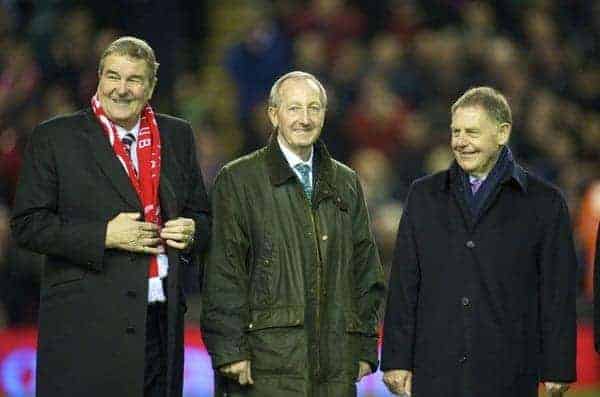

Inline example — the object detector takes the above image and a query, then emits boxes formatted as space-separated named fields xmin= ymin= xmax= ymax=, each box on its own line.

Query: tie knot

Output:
xmin=470 ymin=176 xmax=483 ymax=194
xmin=294 ymin=163 xmax=311 ymax=177
xmin=122 ymin=132 xmax=136 ymax=147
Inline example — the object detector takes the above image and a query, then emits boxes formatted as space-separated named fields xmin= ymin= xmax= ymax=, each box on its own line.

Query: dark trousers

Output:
xmin=144 ymin=302 xmax=168 ymax=397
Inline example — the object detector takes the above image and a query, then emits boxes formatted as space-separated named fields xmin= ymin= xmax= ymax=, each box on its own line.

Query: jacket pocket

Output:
xmin=42 ymin=266 xmax=86 ymax=301
xmin=246 ymin=306 xmax=306 ymax=376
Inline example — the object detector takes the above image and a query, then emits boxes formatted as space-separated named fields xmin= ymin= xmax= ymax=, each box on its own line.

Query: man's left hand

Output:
xmin=160 ymin=217 xmax=195 ymax=250
xmin=356 ymin=361 xmax=372 ymax=382
xmin=544 ymin=382 xmax=570 ymax=396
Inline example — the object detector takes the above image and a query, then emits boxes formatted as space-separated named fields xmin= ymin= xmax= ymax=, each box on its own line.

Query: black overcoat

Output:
xmin=381 ymin=161 xmax=577 ymax=397
xmin=10 ymin=109 xmax=210 ymax=397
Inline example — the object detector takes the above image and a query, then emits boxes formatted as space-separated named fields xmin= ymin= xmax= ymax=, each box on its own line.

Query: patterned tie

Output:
xmin=121 ymin=132 xmax=136 ymax=157
xmin=294 ymin=163 xmax=312 ymax=200
xmin=470 ymin=177 xmax=483 ymax=194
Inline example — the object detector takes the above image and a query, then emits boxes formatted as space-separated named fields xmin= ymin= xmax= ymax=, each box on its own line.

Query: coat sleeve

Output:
xmin=178 ymin=123 xmax=211 ymax=279
xmin=351 ymin=175 xmax=386 ymax=371
xmin=595 ymin=221 xmax=600 ymax=353
xmin=201 ymin=167 xmax=251 ymax=369
xmin=538 ymin=193 xmax=577 ymax=382
xmin=380 ymin=184 xmax=420 ymax=371
xmin=10 ymin=124 xmax=106 ymax=271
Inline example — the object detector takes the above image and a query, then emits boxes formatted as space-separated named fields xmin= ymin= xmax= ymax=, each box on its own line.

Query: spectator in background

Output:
xmin=225 ymin=1 xmax=292 ymax=150
xmin=382 ymin=87 xmax=577 ymax=397
xmin=10 ymin=36 xmax=210 ymax=397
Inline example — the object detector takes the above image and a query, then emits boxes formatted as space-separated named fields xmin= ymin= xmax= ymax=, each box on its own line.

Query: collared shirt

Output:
xmin=277 ymin=134 xmax=314 ymax=189
xmin=114 ymin=119 xmax=141 ymax=173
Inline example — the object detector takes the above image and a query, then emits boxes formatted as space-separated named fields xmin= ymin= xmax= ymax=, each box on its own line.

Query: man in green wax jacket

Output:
xmin=201 ymin=71 xmax=386 ymax=397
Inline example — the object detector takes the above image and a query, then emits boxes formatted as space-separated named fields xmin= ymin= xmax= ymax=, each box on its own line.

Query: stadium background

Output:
xmin=0 ymin=0 xmax=598 ymax=395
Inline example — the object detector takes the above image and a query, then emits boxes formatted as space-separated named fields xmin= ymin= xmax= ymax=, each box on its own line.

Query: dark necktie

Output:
xmin=122 ymin=132 xmax=136 ymax=158
xmin=294 ymin=163 xmax=312 ymax=200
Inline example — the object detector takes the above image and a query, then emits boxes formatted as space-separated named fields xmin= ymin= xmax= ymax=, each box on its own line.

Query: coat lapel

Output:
xmin=83 ymin=110 xmax=141 ymax=210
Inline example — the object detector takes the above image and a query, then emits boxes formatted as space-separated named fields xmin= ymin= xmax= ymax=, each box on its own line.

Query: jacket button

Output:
xmin=461 ymin=297 xmax=470 ymax=307
xmin=248 ymin=323 xmax=253 ymax=330
xmin=126 ymin=290 xmax=137 ymax=298
xmin=459 ymin=354 xmax=468 ymax=363
xmin=321 ymin=235 xmax=328 ymax=241
xmin=126 ymin=326 xmax=136 ymax=334
xmin=465 ymin=240 xmax=475 ymax=249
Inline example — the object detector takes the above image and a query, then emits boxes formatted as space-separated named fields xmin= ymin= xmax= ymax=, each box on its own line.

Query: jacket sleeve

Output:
xmin=10 ymin=124 xmax=106 ymax=271
xmin=351 ymin=175 xmax=386 ymax=371
xmin=538 ymin=193 xmax=577 ymax=382
xmin=595 ymin=221 xmax=600 ymax=353
xmin=380 ymin=184 xmax=420 ymax=371
xmin=178 ymin=123 xmax=211 ymax=279
xmin=201 ymin=167 xmax=251 ymax=369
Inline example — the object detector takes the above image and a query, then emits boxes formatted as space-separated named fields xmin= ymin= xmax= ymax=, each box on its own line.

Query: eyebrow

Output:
xmin=105 ymin=69 xmax=145 ymax=80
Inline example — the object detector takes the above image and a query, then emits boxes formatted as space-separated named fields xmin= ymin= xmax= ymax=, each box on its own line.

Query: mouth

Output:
xmin=110 ymin=98 xmax=133 ymax=105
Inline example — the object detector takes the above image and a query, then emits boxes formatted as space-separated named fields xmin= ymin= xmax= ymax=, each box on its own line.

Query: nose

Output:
xmin=299 ymin=108 xmax=310 ymax=125
xmin=453 ymin=132 xmax=467 ymax=148
xmin=117 ymin=79 xmax=128 ymax=95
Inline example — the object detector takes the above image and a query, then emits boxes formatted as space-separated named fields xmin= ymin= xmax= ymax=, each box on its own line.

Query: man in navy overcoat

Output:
xmin=381 ymin=87 xmax=577 ymax=397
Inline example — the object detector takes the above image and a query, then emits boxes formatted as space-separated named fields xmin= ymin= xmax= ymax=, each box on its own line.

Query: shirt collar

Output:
xmin=114 ymin=118 xmax=141 ymax=141
xmin=277 ymin=134 xmax=314 ymax=170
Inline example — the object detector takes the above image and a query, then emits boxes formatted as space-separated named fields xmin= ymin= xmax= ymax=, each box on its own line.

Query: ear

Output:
xmin=146 ymin=78 xmax=157 ymax=101
xmin=267 ymin=106 xmax=279 ymax=129
xmin=497 ymin=122 xmax=511 ymax=146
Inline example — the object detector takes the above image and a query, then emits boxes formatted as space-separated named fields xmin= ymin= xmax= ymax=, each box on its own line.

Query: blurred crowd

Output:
xmin=0 ymin=0 xmax=598 ymax=329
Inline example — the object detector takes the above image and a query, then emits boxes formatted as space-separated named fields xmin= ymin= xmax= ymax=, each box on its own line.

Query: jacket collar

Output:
xmin=266 ymin=135 xmax=334 ymax=185
xmin=441 ymin=146 xmax=528 ymax=193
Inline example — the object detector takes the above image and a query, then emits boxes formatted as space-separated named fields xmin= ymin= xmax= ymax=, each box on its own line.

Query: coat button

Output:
xmin=321 ymin=235 xmax=328 ymax=241
xmin=248 ymin=323 xmax=253 ymax=330
xmin=459 ymin=354 xmax=468 ymax=363
xmin=461 ymin=297 xmax=470 ymax=307
xmin=126 ymin=326 xmax=136 ymax=334
xmin=466 ymin=240 xmax=475 ymax=249
xmin=126 ymin=290 xmax=137 ymax=298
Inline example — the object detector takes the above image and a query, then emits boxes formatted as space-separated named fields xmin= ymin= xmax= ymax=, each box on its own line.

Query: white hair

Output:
xmin=268 ymin=71 xmax=328 ymax=108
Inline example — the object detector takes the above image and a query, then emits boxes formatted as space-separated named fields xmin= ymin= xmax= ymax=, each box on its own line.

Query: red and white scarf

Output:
xmin=91 ymin=95 xmax=168 ymax=302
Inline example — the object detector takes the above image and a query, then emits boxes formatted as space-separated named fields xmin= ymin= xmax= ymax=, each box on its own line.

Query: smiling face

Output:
xmin=97 ymin=54 xmax=155 ymax=129
xmin=451 ymin=105 xmax=510 ymax=177
xmin=268 ymin=78 xmax=326 ymax=160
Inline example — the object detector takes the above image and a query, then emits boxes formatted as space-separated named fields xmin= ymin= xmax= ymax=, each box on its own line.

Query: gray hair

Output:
xmin=268 ymin=71 xmax=328 ymax=108
xmin=451 ymin=86 xmax=512 ymax=125
xmin=98 ymin=36 xmax=159 ymax=85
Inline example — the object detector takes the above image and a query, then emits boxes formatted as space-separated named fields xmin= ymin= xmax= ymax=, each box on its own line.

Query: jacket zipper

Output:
xmin=306 ymin=183 xmax=323 ymax=381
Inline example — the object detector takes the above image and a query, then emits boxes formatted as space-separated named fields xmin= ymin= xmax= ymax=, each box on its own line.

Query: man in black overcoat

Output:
xmin=10 ymin=36 xmax=210 ymax=397
xmin=381 ymin=87 xmax=577 ymax=397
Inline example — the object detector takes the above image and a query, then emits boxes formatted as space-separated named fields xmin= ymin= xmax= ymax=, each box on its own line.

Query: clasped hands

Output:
xmin=219 ymin=360 xmax=372 ymax=386
xmin=105 ymin=212 xmax=195 ymax=253
xmin=383 ymin=370 xmax=570 ymax=396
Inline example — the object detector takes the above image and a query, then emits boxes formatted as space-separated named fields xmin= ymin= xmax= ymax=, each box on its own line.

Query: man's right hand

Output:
xmin=383 ymin=369 xmax=412 ymax=396
xmin=105 ymin=212 xmax=161 ymax=254
xmin=219 ymin=360 xmax=254 ymax=386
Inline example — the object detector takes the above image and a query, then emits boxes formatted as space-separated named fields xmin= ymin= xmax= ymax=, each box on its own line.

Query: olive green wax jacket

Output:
xmin=201 ymin=137 xmax=385 ymax=397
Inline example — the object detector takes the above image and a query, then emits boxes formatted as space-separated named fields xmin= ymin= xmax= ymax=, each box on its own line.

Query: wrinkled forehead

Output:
xmin=451 ymin=105 xmax=494 ymax=127
xmin=102 ymin=54 xmax=153 ymax=79
xmin=278 ymin=78 xmax=323 ymax=104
